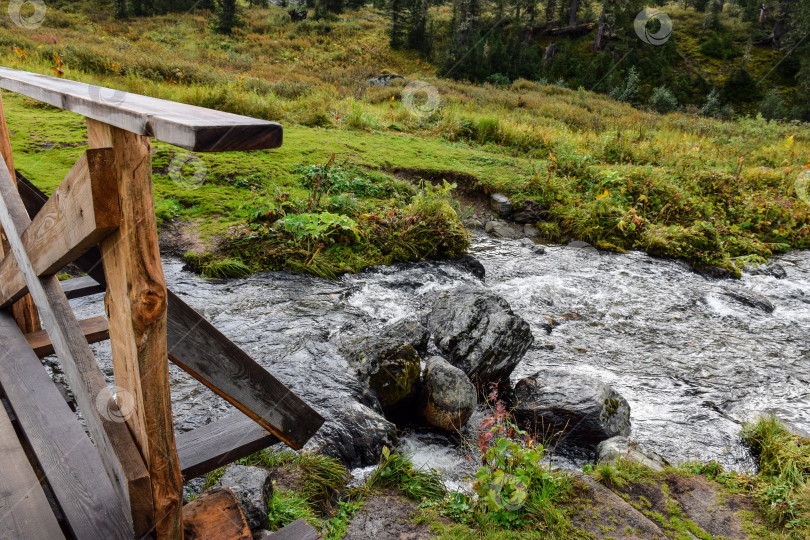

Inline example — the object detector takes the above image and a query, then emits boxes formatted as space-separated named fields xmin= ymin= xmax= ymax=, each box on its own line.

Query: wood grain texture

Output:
xmin=181 ymin=488 xmax=251 ymax=540
xmin=167 ymin=291 xmax=324 ymax=450
xmin=0 ymin=149 xmax=120 ymax=308
xmin=25 ymin=315 xmax=109 ymax=357
xmin=88 ymin=119 xmax=183 ymax=539
xmin=60 ymin=275 xmax=106 ymax=299
xmin=0 ymin=160 xmax=153 ymax=538
xmin=265 ymin=519 xmax=320 ymax=540
xmin=0 ymin=67 xmax=282 ymax=152
xmin=0 ymin=89 xmax=39 ymax=333
xmin=177 ymin=413 xmax=279 ymax=481
xmin=0 ymin=312 xmax=130 ymax=540
xmin=0 ymin=396 xmax=65 ymax=540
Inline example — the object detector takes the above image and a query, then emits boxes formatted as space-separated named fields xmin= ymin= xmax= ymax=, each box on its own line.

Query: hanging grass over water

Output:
xmin=366 ymin=446 xmax=447 ymax=501
xmin=742 ymin=416 xmax=810 ymax=532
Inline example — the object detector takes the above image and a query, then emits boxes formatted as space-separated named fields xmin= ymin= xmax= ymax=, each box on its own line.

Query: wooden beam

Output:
xmin=0 ymin=161 xmax=151 ymax=538
xmin=181 ymin=488 xmax=251 ymax=540
xmin=265 ymin=519 xmax=320 ymax=540
xmin=0 ymin=89 xmax=39 ymax=333
xmin=25 ymin=315 xmax=109 ymax=357
xmin=0 ymin=67 xmax=282 ymax=152
xmin=88 ymin=119 xmax=183 ymax=539
xmin=0 ymin=312 xmax=131 ymax=539
xmin=0 ymin=396 xmax=65 ymax=540
xmin=0 ymin=149 xmax=120 ymax=308
xmin=177 ymin=413 xmax=279 ymax=481
xmin=167 ymin=292 xmax=324 ymax=450
xmin=60 ymin=275 xmax=106 ymax=299
xmin=17 ymin=168 xmax=325 ymax=454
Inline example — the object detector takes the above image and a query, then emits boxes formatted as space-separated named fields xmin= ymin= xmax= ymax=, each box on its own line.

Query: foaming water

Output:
xmin=67 ymin=236 xmax=810 ymax=480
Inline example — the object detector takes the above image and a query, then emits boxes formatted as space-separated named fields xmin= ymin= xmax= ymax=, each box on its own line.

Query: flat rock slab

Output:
xmin=344 ymin=491 xmax=433 ymax=540
xmin=571 ymin=475 xmax=666 ymax=539
xmin=665 ymin=474 xmax=749 ymax=539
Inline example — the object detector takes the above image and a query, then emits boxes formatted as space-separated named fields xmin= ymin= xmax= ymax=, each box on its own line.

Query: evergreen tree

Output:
xmin=407 ymin=0 xmax=431 ymax=53
xmin=389 ymin=0 xmax=409 ymax=48
xmin=214 ymin=0 xmax=239 ymax=33
xmin=114 ymin=0 xmax=127 ymax=18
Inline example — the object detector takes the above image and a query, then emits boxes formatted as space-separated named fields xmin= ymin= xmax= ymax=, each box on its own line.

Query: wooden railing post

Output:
xmin=87 ymin=119 xmax=183 ymax=539
xmin=0 ymin=89 xmax=39 ymax=333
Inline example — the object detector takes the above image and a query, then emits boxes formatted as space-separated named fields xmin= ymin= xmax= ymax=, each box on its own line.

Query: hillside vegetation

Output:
xmin=0 ymin=1 xmax=808 ymax=277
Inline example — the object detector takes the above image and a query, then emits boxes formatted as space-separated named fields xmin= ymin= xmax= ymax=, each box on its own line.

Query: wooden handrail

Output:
xmin=0 ymin=66 xmax=283 ymax=152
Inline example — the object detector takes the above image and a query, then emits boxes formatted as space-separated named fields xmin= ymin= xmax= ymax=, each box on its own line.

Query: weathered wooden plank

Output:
xmin=182 ymin=488 xmax=251 ymax=540
xmin=0 ymin=163 xmax=148 ymax=538
xmin=0 ymin=396 xmax=65 ymax=540
xmin=25 ymin=315 xmax=109 ymax=357
xmin=88 ymin=119 xmax=182 ymax=539
xmin=60 ymin=275 xmax=106 ymax=299
xmin=0 ymin=312 xmax=130 ymax=539
xmin=17 ymin=167 xmax=325 ymax=454
xmin=0 ymin=149 xmax=120 ymax=308
xmin=177 ymin=413 xmax=279 ymax=481
xmin=265 ymin=519 xmax=320 ymax=540
xmin=167 ymin=292 xmax=324 ymax=450
xmin=0 ymin=89 xmax=39 ymax=333
xmin=0 ymin=67 xmax=282 ymax=152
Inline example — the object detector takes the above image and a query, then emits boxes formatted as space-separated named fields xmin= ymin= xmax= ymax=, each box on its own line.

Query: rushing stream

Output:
xmin=66 ymin=236 xmax=810 ymax=486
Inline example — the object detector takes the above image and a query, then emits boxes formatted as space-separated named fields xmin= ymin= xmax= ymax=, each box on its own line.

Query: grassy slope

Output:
xmin=0 ymin=1 xmax=808 ymax=276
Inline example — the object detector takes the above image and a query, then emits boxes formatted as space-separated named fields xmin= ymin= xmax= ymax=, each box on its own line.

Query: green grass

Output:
xmin=0 ymin=2 xmax=808 ymax=278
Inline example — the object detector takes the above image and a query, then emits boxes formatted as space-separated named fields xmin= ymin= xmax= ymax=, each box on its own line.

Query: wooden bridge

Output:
xmin=0 ymin=67 xmax=324 ymax=539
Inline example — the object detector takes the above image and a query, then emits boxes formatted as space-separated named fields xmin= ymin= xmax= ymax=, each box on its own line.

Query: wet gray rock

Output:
xmin=490 ymin=193 xmax=512 ymax=216
xmin=720 ymin=285 xmax=775 ymax=313
xmin=426 ymin=286 xmax=534 ymax=390
xmin=215 ymin=465 xmax=272 ymax=530
xmin=450 ymin=254 xmax=486 ymax=280
xmin=523 ymin=223 xmax=539 ymax=237
xmin=421 ymin=357 xmax=477 ymax=431
xmin=748 ymin=263 xmax=787 ymax=279
xmin=485 ymin=220 xmax=518 ymax=239
xmin=511 ymin=200 xmax=544 ymax=224
xmin=268 ymin=341 xmax=398 ymax=468
xmin=513 ymin=370 xmax=631 ymax=447
xmin=339 ymin=332 xmax=422 ymax=410
xmin=532 ymin=245 xmax=546 ymax=255
xmin=367 ymin=74 xmax=404 ymax=87
xmin=596 ymin=436 xmax=667 ymax=472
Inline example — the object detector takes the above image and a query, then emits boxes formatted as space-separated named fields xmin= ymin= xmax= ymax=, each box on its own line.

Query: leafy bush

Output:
xmin=699 ymin=32 xmax=741 ymax=60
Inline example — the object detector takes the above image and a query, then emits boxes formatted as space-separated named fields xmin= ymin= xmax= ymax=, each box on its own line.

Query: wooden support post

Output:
xmin=87 ymin=118 xmax=183 ymax=539
xmin=0 ymin=90 xmax=39 ymax=332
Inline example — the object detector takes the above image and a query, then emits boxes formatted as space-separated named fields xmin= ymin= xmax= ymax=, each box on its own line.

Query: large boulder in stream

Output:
xmin=266 ymin=340 xmax=398 ymax=468
xmin=339 ymin=319 xmax=429 ymax=409
xmin=512 ymin=370 xmax=631 ymax=447
xmin=426 ymin=286 xmax=533 ymax=390
xmin=420 ymin=356 xmax=477 ymax=431
xmin=719 ymin=284 xmax=775 ymax=313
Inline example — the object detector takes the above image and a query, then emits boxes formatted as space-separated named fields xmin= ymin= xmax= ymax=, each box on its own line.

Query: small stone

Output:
xmin=519 ymin=237 xmax=535 ymax=247
xmin=512 ymin=200 xmax=544 ymax=223
xmin=421 ymin=356 xmax=477 ymax=431
xmin=484 ymin=220 xmax=517 ymax=239
xmin=523 ymin=223 xmax=539 ymax=237
xmin=490 ymin=193 xmax=512 ymax=217
xmin=215 ymin=465 xmax=273 ymax=530
xmin=542 ymin=343 xmax=556 ymax=350
xmin=532 ymin=245 xmax=546 ymax=255
xmin=596 ymin=436 xmax=667 ymax=472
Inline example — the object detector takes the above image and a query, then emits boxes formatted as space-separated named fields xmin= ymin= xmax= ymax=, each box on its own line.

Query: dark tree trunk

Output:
xmin=594 ymin=2 xmax=607 ymax=50
xmin=545 ymin=0 xmax=556 ymax=25
xmin=568 ymin=0 xmax=578 ymax=27
xmin=544 ymin=42 xmax=557 ymax=65
xmin=772 ymin=0 xmax=794 ymax=46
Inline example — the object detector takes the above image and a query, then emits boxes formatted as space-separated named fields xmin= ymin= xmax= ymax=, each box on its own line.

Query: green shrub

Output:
xmin=759 ymin=89 xmax=787 ymax=121
xmin=649 ymin=86 xmax=678 ymax=113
